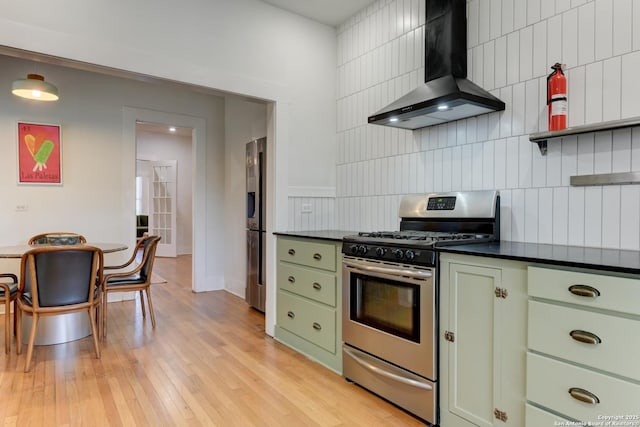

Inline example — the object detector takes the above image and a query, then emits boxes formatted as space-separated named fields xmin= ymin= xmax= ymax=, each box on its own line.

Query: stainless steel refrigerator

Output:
xmin=246 ymin=137 xmax=266 ymax=312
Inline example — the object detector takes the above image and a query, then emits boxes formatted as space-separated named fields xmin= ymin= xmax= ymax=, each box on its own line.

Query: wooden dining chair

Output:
xmin=101 ymin=235 xmax=161 ymax=337
xmin=16 ymin=245 xmax=103 ymax=372
xmin=0 ymin=273 xmax=18 ymax=354
xmin=28 ymin=232 xmax=87 ymax=246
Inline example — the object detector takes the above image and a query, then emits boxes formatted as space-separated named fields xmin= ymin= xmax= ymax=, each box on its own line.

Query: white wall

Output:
xmin=137 ymin=130 xmax=194 ymax=255
xmin=224 ymin=96 xmax=267 ymax=298
xmin=336 ymin=0 xmax=640 ymax=250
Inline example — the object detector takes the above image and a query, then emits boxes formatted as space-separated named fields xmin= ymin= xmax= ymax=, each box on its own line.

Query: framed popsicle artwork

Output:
xmin=17 ymin=122 xmax=62 ymax=185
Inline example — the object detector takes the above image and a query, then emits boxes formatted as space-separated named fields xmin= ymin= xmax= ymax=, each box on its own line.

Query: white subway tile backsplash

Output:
xmin=333 ymin=0 xmax=639 ymax=250
xmin=568 ymin=66 xmax=586 ymax=126
xmin=602 ymin=56 xmax=621 ymax=121
xmin=538 ymin=188 xmax=554 ymax=244
xmin=594 ymin=0 xmax=613 ymax=61
xmin=547 ymin=14 xmax=562 ymax=68
xmin=478 ymin=0 xmax=491 ymax=45
xmin=620 ymin=186 xmax=640 ymax=250
xmin=506 ymin=137 xmax=520 ymax=188
xmin=525 ymin=188 xmax=540 ymax=242
xmin=568 ymin=187 xmax=586 ymax=246
xmin=494 ymin=138 xmax=507 ymax=189
xmin=507 ymin=32 xmax=520 ymax=85
xmin=502 ymin=0 xmax=514 ymax=35
xmin=514 ymin=0 xmax=528 ymax=30
xmin=484 ymin=41 xmax=495 ymax=90
xmin=494 ymin=36 xmax=507 ymax=88
xmin=519 ymin=136 xmax=533 ymax=188
xmin=593 ymin=131 xmax=612 ymax=174
xmin=562 ymin=8 xmax=578 ymax=71
xmin=585 ymin=62 xmax=603 ymax=123
xmin=601 ymin=185 xmax=621 ymax=248
xmin=553 ymin=187 xmax=569 ymax=245
xmin=578 ymin=2 xmax=595 ymax=65
xmin=621 ymin=51 xmax=640 ymax=118
xmin=584 ymin=186 xmax=603 ymax=247
xmin=613 ymin=0 xmax=632 ymax=55
xmin=489 ymin=0 xmax=502 ymax=40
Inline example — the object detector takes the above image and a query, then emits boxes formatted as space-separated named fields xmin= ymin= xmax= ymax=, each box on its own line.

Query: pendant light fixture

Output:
xmin=12 ymin=74 xmax=59 ymax=101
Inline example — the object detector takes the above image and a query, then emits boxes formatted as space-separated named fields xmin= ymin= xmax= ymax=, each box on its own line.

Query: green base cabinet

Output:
xmin=274 ymin=236 xmax=343 ymax=374
xmin=439 ymin=253 xmax=528 ymax=427
xmin=526 ymin=266 xmax=640 ymax=424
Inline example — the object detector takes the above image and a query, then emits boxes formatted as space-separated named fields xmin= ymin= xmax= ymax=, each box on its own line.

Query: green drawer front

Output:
xmin=277 ymin=290 xmax=336 ymax=353
xmin=277 ymin=238 xmax=336 ymax=271
xmin=278 ymin=262 xmax=336 ymax=306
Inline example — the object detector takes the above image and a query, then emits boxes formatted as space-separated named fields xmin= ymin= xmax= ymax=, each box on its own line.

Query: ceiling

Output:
xmin=261 ymin=0 xmax=376 ymax=27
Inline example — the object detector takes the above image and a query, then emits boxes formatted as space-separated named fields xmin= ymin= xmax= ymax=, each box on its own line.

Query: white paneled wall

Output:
xmin=335 ymin=0 xmax=640 ymax=250
xmin=287 ymin=197 xmax=336 ymax=231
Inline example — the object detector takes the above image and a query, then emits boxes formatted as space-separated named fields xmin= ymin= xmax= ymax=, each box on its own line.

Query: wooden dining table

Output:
xmin=0 ymin=242 xmax=128 ymax=345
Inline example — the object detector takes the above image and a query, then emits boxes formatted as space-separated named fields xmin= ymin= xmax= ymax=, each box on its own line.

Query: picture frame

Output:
xmin=17 ymin=122 xmax=62 ymax=185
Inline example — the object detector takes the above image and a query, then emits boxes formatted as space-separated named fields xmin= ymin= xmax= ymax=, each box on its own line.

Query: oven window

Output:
xmin=351 ymin=273 xmax=420 ymax=342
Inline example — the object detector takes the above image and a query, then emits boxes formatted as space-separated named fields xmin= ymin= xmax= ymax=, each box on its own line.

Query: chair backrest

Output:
xmin=28 ymin=232 xmax=87 ymax=246
xmin=21 ymin=246 xmax=102 ymax=308
xmin=139 ymin=236 xmax=161 ymax=281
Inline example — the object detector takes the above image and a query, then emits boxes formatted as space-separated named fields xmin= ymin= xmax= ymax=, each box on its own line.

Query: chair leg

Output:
xmin=4 ymin=298 xmax=10 ymax=354
xmin=139 ymin=290 xmax=146 ymax=318
xmin=24 ymin=313 xmax=39 ymax=372
xmin=16 ymin=305 xmax=22 ymax=355
xmin=145 ymin=287 xmax=156 ymax=328
xmin=88 ymin=308 xmax=101 ymax=359
xmin=102 ymin=292 xmax=108 ymax=338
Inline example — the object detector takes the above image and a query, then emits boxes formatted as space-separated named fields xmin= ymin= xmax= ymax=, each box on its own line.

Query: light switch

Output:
xmin=16 ymin=204 xmax=28 ymax=212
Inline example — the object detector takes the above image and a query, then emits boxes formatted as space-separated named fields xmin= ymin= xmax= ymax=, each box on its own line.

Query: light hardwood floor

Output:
xmin=0 ymin=255 xmax=426 ymax=426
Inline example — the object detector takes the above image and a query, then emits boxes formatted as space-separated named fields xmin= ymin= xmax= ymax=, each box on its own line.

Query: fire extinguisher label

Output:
xmin=551 ymin=98 xmax=569 ymax=116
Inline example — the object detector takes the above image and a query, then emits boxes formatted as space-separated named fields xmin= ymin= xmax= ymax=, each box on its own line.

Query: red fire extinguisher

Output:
xmin=547 ymin=63 xmax=567 ymax=131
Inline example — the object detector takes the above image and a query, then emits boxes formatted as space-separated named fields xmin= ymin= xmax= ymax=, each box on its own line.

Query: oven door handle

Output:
xmin=343 ymin=260 xmax=432 ymax=279
xmin=343 ymin=347 xmax=433 ymax=391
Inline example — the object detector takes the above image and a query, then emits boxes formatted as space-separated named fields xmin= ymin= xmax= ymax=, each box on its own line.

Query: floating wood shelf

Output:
xmin=529 ymin=116 xmax=640 ymax=155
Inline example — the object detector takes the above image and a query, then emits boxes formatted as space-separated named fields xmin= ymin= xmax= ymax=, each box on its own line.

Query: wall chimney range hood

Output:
xmin=368 ymin=0 xmax=505 ymax=130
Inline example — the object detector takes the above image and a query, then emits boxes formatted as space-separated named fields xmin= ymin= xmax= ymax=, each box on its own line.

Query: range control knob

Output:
xmin=375 ymin=247 xmax=386 ymax=257
xmin=405 ymin=250 xmax=415 ymax=261
xmin=350 ymin=245 xmax=359 ymax=255
xmin=393 ymin=249 xmax=404 ymax=259
xmin=357 ymin=245 xmax=368 ymax=255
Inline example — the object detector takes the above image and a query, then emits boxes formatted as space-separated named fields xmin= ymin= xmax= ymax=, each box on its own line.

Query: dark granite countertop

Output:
xmin=273 ymin=230 xmax=358 ymax=242
xmin=440 ymin=241 xmax=640 ymax=275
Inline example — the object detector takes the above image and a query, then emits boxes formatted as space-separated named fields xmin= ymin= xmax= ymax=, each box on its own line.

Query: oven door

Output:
xmin=342 ymin=256 xmax=436 ymax=380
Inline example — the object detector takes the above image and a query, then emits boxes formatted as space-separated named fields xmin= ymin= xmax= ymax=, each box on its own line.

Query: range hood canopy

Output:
xmin=368 ymin=0 xmax=505 ymax=130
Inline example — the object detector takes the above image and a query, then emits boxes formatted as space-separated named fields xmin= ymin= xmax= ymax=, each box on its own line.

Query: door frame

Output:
xmin=124 ymin=107 xmax=206 ymax=292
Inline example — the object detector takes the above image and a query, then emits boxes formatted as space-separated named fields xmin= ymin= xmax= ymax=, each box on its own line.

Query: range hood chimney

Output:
xmin=368 ymin=0 xmax=505 ymax=130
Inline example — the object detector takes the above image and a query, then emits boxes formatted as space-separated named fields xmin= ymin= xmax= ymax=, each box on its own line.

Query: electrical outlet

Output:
xmin=301 ymin=203 xmax=312 ymax=213
xmin=15 ymin=204 xmax=28 ymax=212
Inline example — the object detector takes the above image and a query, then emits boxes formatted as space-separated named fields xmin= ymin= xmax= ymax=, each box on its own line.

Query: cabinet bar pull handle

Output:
xmin=313 ymin=253 xmax=322 ymax=260
xmin=288 ymin=276 xmax=295 ymax=283
xmin=312 ymin=322 xmax=322 ymax=330
xmin=570 ymin=329 xmax=602 ymax=345
xmin=568 ymin=387 xmax=600 ymax=405
xmin=568 ymin=284 xmax=600 ymax=298
xmin=288 ymin=249 xmax=296 ymax=256
xmin=312 ymin=282 xmax=322 ymax=290
xmin=287 ymin=311 xmax=295 ymax=319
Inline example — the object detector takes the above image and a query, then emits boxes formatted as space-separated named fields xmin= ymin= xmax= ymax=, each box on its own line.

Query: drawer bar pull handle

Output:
xmin=568 ymin=387 xmax=600 ymax=405
xmin=288 ymin=249 xmax=296 ymax=256
xmin=288 ymin=276 xmax=295 ymax=284
xmin=570 ymin=329 xmax=602 ymax=345
xmin=312 ymin=282 xmax=322 ymax=290
xmin=287 ymin=311 xmax=295 ymax=319
xmin=313 ymin=253 xmax=322 ymax=260
xmin=312 ymin=322 xmax=322 ymax=331
xmin=568 ymin=284 xmax=601 ymax=298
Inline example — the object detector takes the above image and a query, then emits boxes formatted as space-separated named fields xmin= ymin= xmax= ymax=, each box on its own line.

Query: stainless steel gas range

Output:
xmin=341 ymin=191 xmax=500 ymax=425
